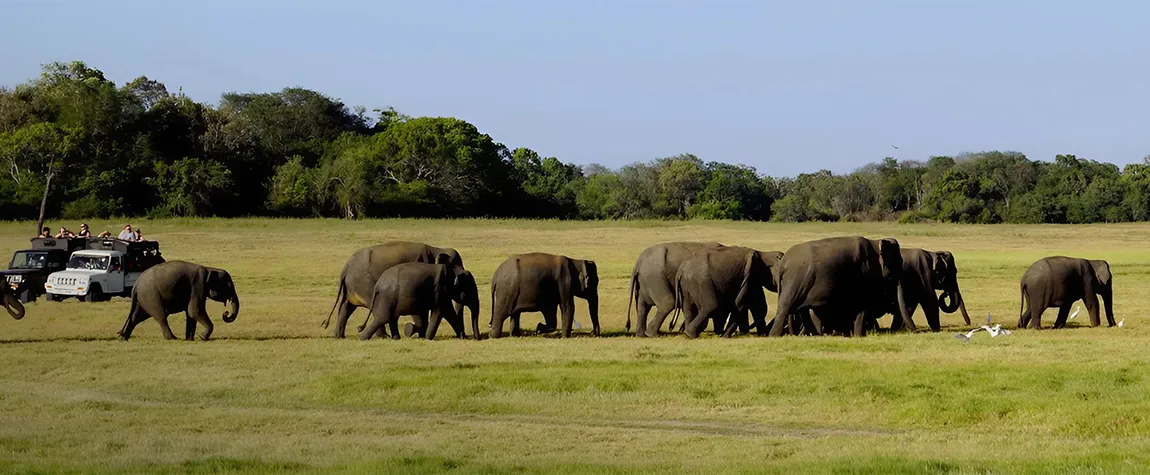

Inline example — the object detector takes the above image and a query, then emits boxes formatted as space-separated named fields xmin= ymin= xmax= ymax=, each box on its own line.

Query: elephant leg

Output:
xmin=1027 ymin=299 xmax=1045 ymax=329
xmin=920 ymin=301 xmax=939 ymax=332
xmin=537 ymin=307 xmax=558 ymax=334
xmin=425 ymin=310 xmax=443 ymax=341
xmin=710 ymin=311 xmax=729 ymax=336
xmin=332 ymin=300 xmax=357 ymax=339
xmin=404 ymin=312 xmax=428 ymax=339
xmin=645 ymin=306 xmax=674 ymax=337
xmin=1052 ymin=303 xmax=1072 ymax=329
xmin=358 ymin=307 xmax=392 ymax=341
xmin=153 ymin=315 xmax=177 ymax=340
xmin=118 ymin=302 xmax=155 ymax=341
xmin=184 ymin=312 xmax=197 ymax=341
xmin=490 ymin=302 xmax=509 ymax=339
xmin=511 ymin=312 xmax=524 ymax=337
xmin=193 ymin=311 xmax=214 ymax=341
xmin=685 ymin=303 xmax=718 ymax=339
xmin=633 ymin=299 xmax=653 ymax=338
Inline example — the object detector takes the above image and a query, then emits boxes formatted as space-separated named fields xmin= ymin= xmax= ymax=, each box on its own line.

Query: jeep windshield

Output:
xmin=9 ymin=251 xmax=48 ymax=270
xmin=67 ymin=255 xmax=109 ymax=271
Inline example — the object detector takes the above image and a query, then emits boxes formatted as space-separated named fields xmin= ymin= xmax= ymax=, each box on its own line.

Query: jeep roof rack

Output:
xmin=84 ymin=238 xmax=160 ymax=254
xmin=30 ymin=237 xmax=88 ymax=252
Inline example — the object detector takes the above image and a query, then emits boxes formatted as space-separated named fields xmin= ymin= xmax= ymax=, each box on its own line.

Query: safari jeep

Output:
xmin=45 ymin=239 xmax=164 ymax=302
xmin=1 ymin=237 xmax=84 ymax=303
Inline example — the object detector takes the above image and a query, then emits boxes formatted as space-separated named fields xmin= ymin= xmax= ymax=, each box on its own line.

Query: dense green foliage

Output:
xmin=4 ymin=61 xmax=1149 ymax=223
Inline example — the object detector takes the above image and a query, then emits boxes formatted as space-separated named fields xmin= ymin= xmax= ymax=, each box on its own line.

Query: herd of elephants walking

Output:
xmin=0 ymin=235 xmax=1118 ymax=341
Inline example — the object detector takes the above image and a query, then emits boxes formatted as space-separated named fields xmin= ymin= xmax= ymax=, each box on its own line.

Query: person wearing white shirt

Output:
xmin=117 ymin=224 xmax=137 ymax=241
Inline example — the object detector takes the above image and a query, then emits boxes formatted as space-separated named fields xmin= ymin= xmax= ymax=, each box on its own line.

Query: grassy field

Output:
xmin=2 ymin=218 xmax=1150 ymax=474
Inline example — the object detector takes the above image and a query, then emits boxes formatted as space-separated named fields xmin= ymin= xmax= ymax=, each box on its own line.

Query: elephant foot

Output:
xmin=512 ymin=327 xmax=524 ymax=337
xmin=535 ymin=323 xmax=556 ymax=334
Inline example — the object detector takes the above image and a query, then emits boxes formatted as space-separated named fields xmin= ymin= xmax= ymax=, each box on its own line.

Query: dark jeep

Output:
xmin=2 ymin=238 xmax=85 ymax=303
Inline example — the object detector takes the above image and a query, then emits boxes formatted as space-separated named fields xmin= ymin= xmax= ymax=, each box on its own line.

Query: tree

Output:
xmin=0 ymin=123 xmax=79 ymax=232
xmin=219 ymin=87 xmax=368 ymax=164
xmin=655 ymin=154 xmax=706 ymax=217
xmin=148 ymin=158 xmax=233 ymax=217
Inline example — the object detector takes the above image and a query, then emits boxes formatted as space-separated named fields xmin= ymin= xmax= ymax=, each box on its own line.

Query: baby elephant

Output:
xmin=490 ymin=252 xmax=599 ymax=338
xmin=118 ymin=261 xmax=239 ymax=341
xmin=359 ymin=263 xmax=479 ymax=341
xmin=674 ymin=246 xmax=783 ymax=339
xmin=1019 ymin=256 xmax=1114 ymax=329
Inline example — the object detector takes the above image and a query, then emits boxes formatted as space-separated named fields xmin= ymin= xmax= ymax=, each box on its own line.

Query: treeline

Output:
xmin=4 ymin=61 xmax=1150 ymax=224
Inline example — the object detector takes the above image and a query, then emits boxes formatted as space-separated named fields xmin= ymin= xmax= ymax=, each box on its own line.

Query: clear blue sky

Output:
xmin=2 ymin=0 xmax=1146 ymax=176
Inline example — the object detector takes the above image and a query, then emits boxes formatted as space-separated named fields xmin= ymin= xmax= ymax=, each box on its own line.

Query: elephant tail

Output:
xmin=1018 ymin=281 xmax=1026 ymax=323
xmin=668 ymin=275 xmax=684 ymax=333
xmin=489 ymin=281 xmax=497 ymax=327
xmin=624 ymin=270 xmax=639 ymax=333
xmin=118 ymin=291 xmax=139 ymax=338
xmin=321 ymin=279 xmax=347 ymax=329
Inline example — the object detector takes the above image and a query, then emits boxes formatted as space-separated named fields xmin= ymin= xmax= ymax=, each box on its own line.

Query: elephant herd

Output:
xmin=0 ymin=236 xmax=1116 ymax=341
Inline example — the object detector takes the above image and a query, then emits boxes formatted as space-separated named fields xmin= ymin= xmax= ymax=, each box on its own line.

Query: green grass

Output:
xmin=2 ymin=218 xmax=1150 ymax=473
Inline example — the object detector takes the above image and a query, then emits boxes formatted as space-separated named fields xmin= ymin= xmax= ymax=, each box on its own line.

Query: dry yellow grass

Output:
xmin=1 ymin=218 xmax=1149 ymax=473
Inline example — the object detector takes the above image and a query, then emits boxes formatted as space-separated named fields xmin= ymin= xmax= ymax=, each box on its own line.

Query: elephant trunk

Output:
xmin=938 ymin=281 xmax=972 ymax=325
xmin=466 ymin=299 xmax=480 ymax=341
xmin=586 ymin=288 xmax=600 ymax=335
xmin=1102 ymin=285 xmax=1115 ymax=326
xmin=895 ymin=283 xmax=915 ymax=331
xmin=4 ymin=292 xmax=25 ymax=320
xmin=222 ymin=295 xmax=239 ymax=323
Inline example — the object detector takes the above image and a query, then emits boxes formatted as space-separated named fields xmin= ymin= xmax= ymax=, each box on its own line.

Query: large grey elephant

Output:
xmin=1018 ymin=256 xmax=1114 ymax=329
xmin=489 ymin=252 xmax=599 ymax=338
xmin=322 ymin=241 xmax=478 ymax=340
xmin=117 ymin=261 xmax=239 ymax=341
xmin=625 ymin=241 xmax=724 ymax=337
xmin=770 ymin=236 xmax=915 ymax=337
xmin=358 ymin=263 xmax=479 ymax=340
xmin=2 ymin=283 xmax=25 ymax=321
xmin=674 ymin=246 xmax=783 ymax=339
xmin=886 ymin=248 xmax=971 ymax=332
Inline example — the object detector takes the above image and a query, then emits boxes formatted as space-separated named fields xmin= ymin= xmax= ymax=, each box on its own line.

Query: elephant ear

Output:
xmin=761 ymin=251 xmax=783 ymax=293
xmin=1090 ymin=260 xmax=1112 ymax=286
xmin=436 ymin=252 xmax=452 ymax=265
xmin=879 ymin=238 xmax=902 ymax=279
xmin=931 ymin=251 xmax=951 ymax=287
xmin=735 ymin=251 xmax=762 ymax=307
xmin=580 ymin=260 xmax=598 ymax=291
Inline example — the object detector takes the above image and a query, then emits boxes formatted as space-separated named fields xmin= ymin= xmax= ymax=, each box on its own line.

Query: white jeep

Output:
xmin=45 ymin=239 xmax=163 ymax=302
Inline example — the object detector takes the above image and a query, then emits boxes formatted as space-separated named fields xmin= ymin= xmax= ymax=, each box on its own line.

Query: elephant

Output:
xmin=489 ymin=252 xmax=599 ymax=338
xmin=2 ymin=283 xmax=25 ymax=321
xmin=1018 ymin=256 xmax=1114 ymax=329
xmin=322 ymin=241 xmax=478 ymax=340
xmin=117 ymin=261 xmax=239 ymax=341
xmin=624 ymin=241 xmax=724 ymax=337
xmin=886 ymin=249 xmax=972 ymax=332
xmin=357 ymin=263 xmax=479 ymax=340
xmin=673 ymin=246 xmax=783 ymax=339
xmin=770 ymin=236 xmax=915 ymax=337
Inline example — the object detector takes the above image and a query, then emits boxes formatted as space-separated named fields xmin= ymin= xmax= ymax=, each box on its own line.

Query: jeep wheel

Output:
xmin=83 ymin=284 xmax=103 ymax=302
xmin=18 ymin=289 xmax=32 ymax=304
